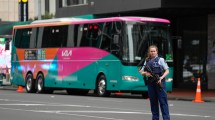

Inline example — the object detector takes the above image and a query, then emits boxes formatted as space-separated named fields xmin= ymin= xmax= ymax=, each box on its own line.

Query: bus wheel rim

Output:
xmin=98 ymin=79 xmax=106 ymax=95
xmin=26 ymin=78 xmax=32 ymax=91
xmin=37 ymin=78 xmax=43 ymax=91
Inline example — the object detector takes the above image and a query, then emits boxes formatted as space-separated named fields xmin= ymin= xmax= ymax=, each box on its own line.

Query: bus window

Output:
xmin=100 ymin=22 xmax=112 ymax=51
xmin=42 ymin=25 xmax=68 ymax=48
xmin=79 ymin=24 xmax=101 ymax=47
xmin=14 ymin=28 xmax=32 ymax=48
xmin=100 ymin=22 xmax=122 ymax=57
xmin=110 ymin=22 xmax=122 ymax=56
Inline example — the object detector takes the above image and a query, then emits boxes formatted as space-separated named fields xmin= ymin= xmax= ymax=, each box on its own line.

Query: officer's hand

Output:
xmin=157 ymin=78 xmax=162 ymax=84
xmin=157 ymin=79 xmax=162 ymax=84
xmin=145 ymin=72 xmax=152 ymax=77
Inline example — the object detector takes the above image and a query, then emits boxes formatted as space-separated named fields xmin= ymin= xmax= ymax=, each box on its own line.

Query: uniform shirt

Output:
xmin=141 ymin=56 xmax=169 ymax=71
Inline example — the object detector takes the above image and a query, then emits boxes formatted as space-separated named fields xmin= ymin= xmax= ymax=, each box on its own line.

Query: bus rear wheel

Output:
xmin=95 ymin=75 xmax=110 ymax=97
xmin=25 ymin=73 xmax=36 ymax=93
xmin=36 ymin=73 xmax=53 ymax=94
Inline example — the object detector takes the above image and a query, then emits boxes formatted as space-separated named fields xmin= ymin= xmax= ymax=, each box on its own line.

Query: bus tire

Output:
xmin=25 ymin=73 xmax=36 ymax=93
xmin=36 ymin=73 xmax=53 ymax=94
xmin=95 ymin=75 xmax=110 ymax=97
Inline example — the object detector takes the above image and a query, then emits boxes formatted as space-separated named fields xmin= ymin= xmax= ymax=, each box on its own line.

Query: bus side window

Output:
xmin=42 ymin=27 xmax=53 ymax=48
xmin=80 ymin=23 xmax=101 ymax=47
xmin=100 ymin=22 xmax=112 ymax=51
xmin=111 ymin=22 xmax=122 ymax=56
xmin=59 ymin=25 xmax=68 ymax=47
xmin=14 ymin=28 xmax=32 ymax=48
xmin=42 ymin=25 xmax=68 ymax=48
xmin=14 ymin=29 xmax=21 ymax=47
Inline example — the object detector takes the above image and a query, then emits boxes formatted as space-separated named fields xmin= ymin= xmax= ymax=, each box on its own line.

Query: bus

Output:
xmin=11 ymin=17 xmax=173 ymax=97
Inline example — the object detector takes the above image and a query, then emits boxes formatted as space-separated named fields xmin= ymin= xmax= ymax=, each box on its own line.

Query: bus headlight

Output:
xmin=166 ymin=78 xmax=173 ymax=82
xmin=122 ymin=76 xmax=139 ymax=81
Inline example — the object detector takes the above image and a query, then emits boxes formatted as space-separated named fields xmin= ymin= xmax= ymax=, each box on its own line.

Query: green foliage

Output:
xmin=29 ymin=11 xmax=55 ymax=21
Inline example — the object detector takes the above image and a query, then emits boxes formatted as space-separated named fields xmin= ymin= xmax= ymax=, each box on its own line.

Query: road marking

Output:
xmin=0 ymin=98 xmax=149 ymax=112
xmin=87 ymin=98 xmax=123 ymax=102
xmin=0 ymin=103 xmax=91 ymax=107
xmin=171 ymin=113 xmax=212 ymax=118
xmin=0 ymin=107 xmax=124 ymax=120
xmin=0 ymin=104 xmax=44 ymax=106
xmin=0 ymin=99 xmax=214 ymax=119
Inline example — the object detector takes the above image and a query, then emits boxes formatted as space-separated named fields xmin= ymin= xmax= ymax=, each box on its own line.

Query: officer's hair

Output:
xmin=146 ymin=45 xmax=158 ymax=60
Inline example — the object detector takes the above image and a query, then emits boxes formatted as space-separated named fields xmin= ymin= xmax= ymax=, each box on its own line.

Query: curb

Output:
xmin=168 ymin=96 xmax=215 ymax=102
xmin=0 ymin=85 xmax=18 ymax=91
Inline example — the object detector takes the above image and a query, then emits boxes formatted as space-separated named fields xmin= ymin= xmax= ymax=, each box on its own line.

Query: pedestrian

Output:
xmin=139 ymin=45 xmax=170 ymax=120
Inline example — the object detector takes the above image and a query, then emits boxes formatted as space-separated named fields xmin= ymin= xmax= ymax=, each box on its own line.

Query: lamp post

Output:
xmin=18 ymin=0 xmax=28 ymax=21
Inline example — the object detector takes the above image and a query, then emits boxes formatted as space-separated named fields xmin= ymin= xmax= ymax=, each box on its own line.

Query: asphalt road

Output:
xmin=0 ymin=90 xmax=214 ymax=120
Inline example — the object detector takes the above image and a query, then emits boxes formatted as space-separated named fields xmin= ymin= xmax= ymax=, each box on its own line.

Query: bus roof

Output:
xmin=31 ymin=18 xmax=87 ymax=24
xmin=13 ymin=17 xmax=170 ymax=29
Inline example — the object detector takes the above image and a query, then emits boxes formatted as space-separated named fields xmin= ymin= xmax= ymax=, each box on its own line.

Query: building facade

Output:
xmin=0 ymin=0 xmax=55 ymax=22
xmin=55 ymin=0 xmax=215 ymax=90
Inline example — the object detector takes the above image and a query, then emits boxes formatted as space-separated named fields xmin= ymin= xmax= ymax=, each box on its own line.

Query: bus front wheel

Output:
xmin=25 ymin=73 xmax=36 ymax=93
xmin=95 ymin=75 xmax=110 ymax=97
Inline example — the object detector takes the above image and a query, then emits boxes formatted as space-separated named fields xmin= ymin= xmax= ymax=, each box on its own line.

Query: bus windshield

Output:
xmin=122 ymin=21 xmax=173 ymax=65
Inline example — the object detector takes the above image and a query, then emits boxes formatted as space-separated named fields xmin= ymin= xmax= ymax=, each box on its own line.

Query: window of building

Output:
xmin=62 ymin=0 xmax=88 ymax=7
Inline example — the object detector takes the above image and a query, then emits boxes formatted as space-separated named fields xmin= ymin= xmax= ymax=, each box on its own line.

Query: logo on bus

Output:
xmin=62 ymin=50 xmax=72 ymax=57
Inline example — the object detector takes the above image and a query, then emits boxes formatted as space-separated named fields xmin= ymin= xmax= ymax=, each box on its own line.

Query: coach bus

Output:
xmin=11 ymin=17 xmax=173 ymax=97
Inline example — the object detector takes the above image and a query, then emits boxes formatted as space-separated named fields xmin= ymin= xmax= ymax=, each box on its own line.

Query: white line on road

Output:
xmin=0 ymin=104 xmax=44 ymax=106
xmin=171 ymin=113 xmax=212 ymax=118
xmin=0 ymin=107 xmax=125 ymax=120
xmin=0 ymin=99 xmax=214 ymax=119
xmin=87 ymin=98 xmax=124 ymax=102
xmin=0 ymin=103 xmax=91 ymax=107
xmin=0 ymin=98 xmax=149 ymax=112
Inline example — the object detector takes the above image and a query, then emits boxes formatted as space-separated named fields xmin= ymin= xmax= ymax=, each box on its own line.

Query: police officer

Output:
xmin=139 ymin=45 xmax=170 ymax=120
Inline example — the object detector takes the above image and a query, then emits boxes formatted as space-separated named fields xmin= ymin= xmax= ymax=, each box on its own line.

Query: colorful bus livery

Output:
xmin=11 ymin=17 xmax=173 ymax=97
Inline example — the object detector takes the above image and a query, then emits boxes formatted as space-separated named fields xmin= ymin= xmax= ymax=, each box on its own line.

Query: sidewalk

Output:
xmin=168 ymin=88 xmax=215 ymax=102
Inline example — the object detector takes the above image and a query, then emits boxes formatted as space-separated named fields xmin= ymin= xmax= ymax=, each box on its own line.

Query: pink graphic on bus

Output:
xmin=57 ymin=47 xmax=109 ymax=79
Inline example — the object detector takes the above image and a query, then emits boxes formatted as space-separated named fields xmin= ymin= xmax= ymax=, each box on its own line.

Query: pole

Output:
xmin=38 ymin=0 xmax=42 ymax=20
